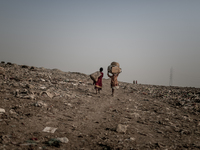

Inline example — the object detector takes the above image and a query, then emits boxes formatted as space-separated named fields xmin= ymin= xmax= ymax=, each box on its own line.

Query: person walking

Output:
xmin=107 ymin=72 xmax=119 ymax=97
xmin=94 ymin=67 xmax=103 ymax=94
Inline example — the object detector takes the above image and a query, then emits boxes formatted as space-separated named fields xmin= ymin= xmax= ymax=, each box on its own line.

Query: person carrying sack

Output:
xmin=107 ymin=72 xmax=119 ymax=97
xmin=94 ymin=67 xmax=104 ymax=94
xmin=107 ymin=61 xmax=121 ymax=97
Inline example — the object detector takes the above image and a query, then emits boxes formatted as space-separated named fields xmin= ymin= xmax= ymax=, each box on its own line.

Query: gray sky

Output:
xmin=1 ymin=0 xmax=200 ymax=88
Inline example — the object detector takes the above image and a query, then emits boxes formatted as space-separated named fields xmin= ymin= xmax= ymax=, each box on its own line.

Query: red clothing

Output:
xmin=95 ymin=72 xmax=103 ymax=88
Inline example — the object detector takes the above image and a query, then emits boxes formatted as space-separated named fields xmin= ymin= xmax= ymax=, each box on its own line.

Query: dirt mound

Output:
xmin=0 ymin=62 xmax=200 ymax=149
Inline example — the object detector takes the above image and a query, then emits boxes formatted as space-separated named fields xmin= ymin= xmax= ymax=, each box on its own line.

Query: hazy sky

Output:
xmin=1 ymin=0 xmax=200 ymax=88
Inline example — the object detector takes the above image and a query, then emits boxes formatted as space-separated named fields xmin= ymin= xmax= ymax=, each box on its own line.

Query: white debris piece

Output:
xmin=0 ymin=108 xmax=5 ymax=114
xmin=42 ymin=127 xmax=57 ymax=133
xmin=56 ymin=137 xmax=69 ymax=143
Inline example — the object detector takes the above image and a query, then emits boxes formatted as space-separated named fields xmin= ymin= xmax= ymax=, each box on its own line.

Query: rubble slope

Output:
xmin=0 ymin=62 xmax=200 ymax=150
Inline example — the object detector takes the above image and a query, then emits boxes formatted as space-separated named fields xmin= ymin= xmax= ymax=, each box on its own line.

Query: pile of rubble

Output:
xmin=0 ymin=61 xmax=200 ymax=149
xmin=0 ymin=62 xmax=93 ymax=149
xmin=120 ymin=83 xmax=200 ymax=115
xmin=0 ymin=62 xmax=91 ymax=100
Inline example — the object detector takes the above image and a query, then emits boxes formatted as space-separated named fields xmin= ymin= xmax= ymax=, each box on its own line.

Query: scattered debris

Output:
xmin=116 ymin=124 xmax=128 ymax=133
xmin=0 ymin=62 xmax=200 ymax=149
xmin=42 ymin=127 xmax=57 ymax=133
xmin=34 ymin=101 xmax=47 ymax=107
xmin=45 ymin=138 xmax=61 ymax=147
xmin=56 ymin=137 xmax=69 ymax=143
xmin=0 ymin=108 xmax=5 ymax=114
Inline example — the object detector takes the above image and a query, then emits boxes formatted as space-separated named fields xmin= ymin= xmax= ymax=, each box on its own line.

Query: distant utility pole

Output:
xmin=169 ymin=67 xmax=173 ymax=86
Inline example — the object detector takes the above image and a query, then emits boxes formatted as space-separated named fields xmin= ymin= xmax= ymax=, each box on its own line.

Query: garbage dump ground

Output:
xmin=0 ymin=62 xmax=200 ymax=150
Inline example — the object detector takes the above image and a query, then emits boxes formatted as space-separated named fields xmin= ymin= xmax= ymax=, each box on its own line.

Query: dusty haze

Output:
xmin=0 ymin=0 xmax=200 ymax=87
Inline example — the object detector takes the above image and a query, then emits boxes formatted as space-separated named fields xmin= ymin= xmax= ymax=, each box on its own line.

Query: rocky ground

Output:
xmin=0 ymin=62 xmax=200 ymax=150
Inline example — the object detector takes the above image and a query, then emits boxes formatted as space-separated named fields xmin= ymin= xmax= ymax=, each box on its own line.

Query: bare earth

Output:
xmin=0 ymin=63 xmax=200 ymax=150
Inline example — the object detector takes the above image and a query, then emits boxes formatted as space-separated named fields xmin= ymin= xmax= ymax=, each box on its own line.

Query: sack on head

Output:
xmin=107 ymin=62 xmax=122 ymax=74
xmin=111 ymin=62 xmax=120 ymax=67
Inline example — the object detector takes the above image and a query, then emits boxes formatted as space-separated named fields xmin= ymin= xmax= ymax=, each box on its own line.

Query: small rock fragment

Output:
xmin=0 ymin=108 xmax=5 ymax=114
xmin=56 ymin=137 xmax=69 ymax=143
xmin=116 ymin=124 xmax=128 ymax=133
